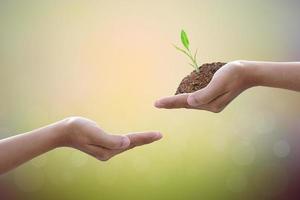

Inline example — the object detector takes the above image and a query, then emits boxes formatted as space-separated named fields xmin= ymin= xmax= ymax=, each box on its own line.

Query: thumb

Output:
xmin=105 ymin=134 xmax=131 ymax=149
xmin=93 ymin=131 xmax=131 ymax=150
xmin=187 ymin=81 xmax=224 ymax=107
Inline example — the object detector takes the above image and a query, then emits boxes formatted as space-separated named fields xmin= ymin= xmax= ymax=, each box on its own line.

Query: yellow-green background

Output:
xmin=1 ymin=0 xmax=300 ymax=199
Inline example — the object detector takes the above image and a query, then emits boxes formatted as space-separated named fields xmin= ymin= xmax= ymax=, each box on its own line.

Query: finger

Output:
xmin=85 ymin=144 xmax=112 ymax=161
xmin=154 ymin=94 xmax=191 ymax=109
xmin=83 ymin=132 xmax=162 ymax=161
xmin=89 ymin=126 xmax=130 ymax=150
xmin=126 ymin=131 xmax=163 ymax=148
xmin=206 ymin=91 xmax=238 ymax=113
xmin=192 ymin=91 xmax=234 ymax=113
xmin=108 ymin=132 xmax=163 ymax=157
xmin=187 ymin=79 xmax=227 ymax=107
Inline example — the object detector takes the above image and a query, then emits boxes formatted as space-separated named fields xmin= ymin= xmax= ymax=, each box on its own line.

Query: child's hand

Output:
xmin=155 ymin=61 xmax=252 ymax=113
xmin=0 ymin=117 xmax=162 ymax=174
xmin=59 ymin=117 xmax=162 ymax=161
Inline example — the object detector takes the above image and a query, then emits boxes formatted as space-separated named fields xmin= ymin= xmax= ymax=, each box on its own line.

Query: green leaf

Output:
xmin=180 ymin=30 xmax=189 ymax=50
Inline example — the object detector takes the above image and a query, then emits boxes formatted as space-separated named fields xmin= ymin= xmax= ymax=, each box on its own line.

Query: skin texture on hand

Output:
xmin=155 ymin=61 xmax=250 ymax=113
xmin=60 ymin=117 xmax=163 ymax=161
xmin=155 ymin=60 xmax=300 ymax=113
xmin=0 ymin=117 xmax=162 ymax=175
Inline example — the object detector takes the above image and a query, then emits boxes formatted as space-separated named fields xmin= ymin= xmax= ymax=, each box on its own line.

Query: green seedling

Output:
xmin=173 ymin=30 xmax=200 ymax=72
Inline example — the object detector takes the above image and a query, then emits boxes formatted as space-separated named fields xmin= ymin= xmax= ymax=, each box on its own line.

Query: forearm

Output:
xmin=0 ymin=120 xmax=65 ymax=174
xmin=244 ymin=61 xmax=300 ymax=91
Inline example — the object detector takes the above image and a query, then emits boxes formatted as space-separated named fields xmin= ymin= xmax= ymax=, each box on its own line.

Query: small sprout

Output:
xmin=180 ymin=30 xmax=189 ymax=50
xmin=173 ymin=29 xmax=200 ymax=72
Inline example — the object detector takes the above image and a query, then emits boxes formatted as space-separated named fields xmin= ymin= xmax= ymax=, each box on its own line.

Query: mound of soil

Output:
xmin=175 ymin=62 xmax=226 ymax=95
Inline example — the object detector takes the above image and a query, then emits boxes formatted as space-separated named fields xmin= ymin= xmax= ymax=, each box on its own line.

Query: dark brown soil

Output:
xmin=175 ymin=62 xmax=226 ymax=94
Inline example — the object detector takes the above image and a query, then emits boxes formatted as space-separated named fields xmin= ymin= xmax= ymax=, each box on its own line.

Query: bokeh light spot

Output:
xmin=273 ymin=140 xmax=290 ymax=158
xmin=231 ymin=141 xmax=255 ymax=165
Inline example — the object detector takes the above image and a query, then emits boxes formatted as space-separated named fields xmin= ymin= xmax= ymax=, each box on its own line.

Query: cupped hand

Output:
xmin=59 ymin=117 xmax=162 ymax=161
xmin=155 ymin=61 xmax=253 ymax=113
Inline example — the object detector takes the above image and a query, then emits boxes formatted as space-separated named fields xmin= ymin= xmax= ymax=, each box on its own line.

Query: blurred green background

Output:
xmin=1 ymin=0 xmax=300 ymax=199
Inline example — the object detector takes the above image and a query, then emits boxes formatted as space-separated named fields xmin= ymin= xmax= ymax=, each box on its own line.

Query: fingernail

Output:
xmin=154 ymin=101 xmax=163 ymax=108
xmin=120 ymin=136 xmax=130 ymax=148
xmin=154 ymin=132 xmax=163 ymax=140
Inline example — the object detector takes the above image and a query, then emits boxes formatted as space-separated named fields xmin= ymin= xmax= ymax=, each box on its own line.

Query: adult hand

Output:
xmin=155 ymin=61 xmax=252 ymax=113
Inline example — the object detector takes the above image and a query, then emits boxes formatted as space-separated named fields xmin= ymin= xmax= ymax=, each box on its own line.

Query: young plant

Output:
xmin=173 ymin=30 xmax=200 ymax=72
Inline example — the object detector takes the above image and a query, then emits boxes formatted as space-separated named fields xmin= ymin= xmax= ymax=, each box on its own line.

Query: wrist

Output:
xmin=48 ymin=118 xmax=72 ymax=148
xmin=238 ymin=60 xmax=261 ymax=88
xmin=54 ymin=117 xmax=87 ymax=148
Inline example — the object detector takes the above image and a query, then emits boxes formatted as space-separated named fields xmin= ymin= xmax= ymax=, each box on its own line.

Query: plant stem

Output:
xmin=187 ymin=49 xmax=199 ymax=72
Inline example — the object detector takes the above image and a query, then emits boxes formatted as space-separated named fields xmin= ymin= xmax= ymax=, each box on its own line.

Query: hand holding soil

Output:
xmin=173 ymin=30 xmax=228 ymax=95
xmin=155 ymin=30 xmax=300 ymax=112
xmin=155 ymin=59 xmax=300 ymax=112
xmin=155 ymin=61 xmax=251 ymax=113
